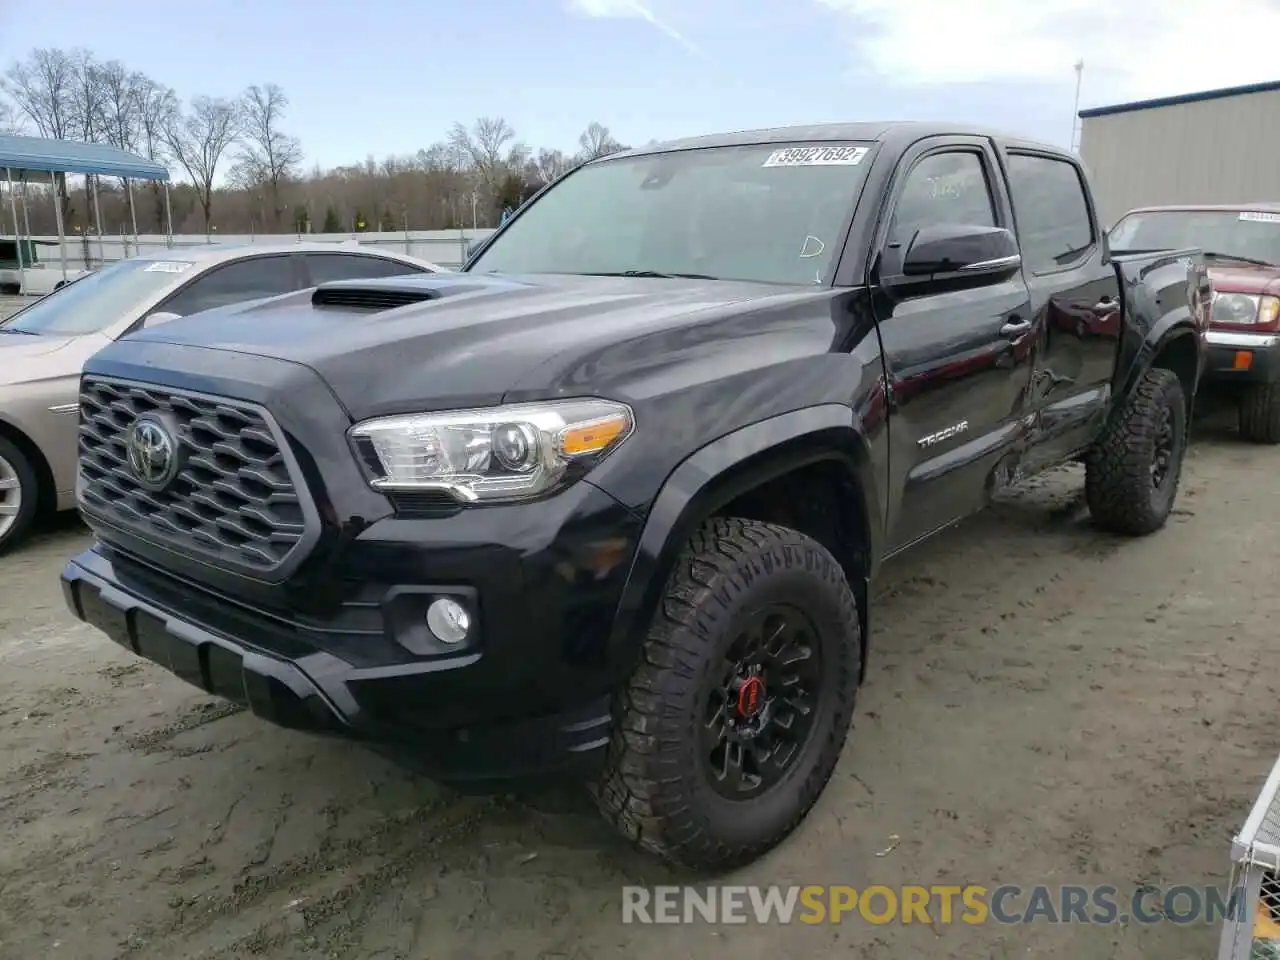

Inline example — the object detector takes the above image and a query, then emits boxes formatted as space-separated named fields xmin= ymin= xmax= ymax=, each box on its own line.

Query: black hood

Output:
xmin=122 ymin=272 xmax=842 ymax=420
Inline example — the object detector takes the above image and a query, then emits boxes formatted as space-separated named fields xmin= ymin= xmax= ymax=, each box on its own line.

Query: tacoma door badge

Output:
xmin=918 ymin=421 xmax=969 ymax=448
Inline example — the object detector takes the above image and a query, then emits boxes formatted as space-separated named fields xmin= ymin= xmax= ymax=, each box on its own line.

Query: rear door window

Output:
xmin=1005 ymin=154 xmax=1095 ymax=273
xmin=304 ymin=253 xmax=429 ymax=285
xmin=162 ymin=256 xmax=299 ymax=317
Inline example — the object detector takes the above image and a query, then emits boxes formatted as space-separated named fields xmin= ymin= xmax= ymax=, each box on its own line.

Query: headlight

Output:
xmin=1211 ymin=292 xmax=1280 ymax=326
xmin=348 ymin=398 xmax=634 ymax=503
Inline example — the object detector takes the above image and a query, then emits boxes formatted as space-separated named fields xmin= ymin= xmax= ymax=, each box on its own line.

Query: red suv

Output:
xmin=1109 ymin=203 xmax=1280 ymax=442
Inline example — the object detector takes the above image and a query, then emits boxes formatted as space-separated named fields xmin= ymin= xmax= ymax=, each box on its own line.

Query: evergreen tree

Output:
xmin=322 ymin=205 xmax=341 ymax=233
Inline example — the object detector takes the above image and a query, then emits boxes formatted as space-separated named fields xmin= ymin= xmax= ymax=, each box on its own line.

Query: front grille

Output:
xmin=78 ymin=377 xmax=309 ymax=575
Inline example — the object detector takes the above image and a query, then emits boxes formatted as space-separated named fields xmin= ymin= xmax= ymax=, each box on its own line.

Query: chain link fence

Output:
xmin=26 ymin=228 xmax=498 ymax=273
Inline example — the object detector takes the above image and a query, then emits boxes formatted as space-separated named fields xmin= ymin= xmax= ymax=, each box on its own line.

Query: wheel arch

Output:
xmin=605 ymin=404 xmax=883 ymax=684
xmin=1114 ymin=321 xmax=1203 ymax=424
xmin=0 ymin=416 xmax=56 ymax=515
xmin=1148 ymin=329 xmax=1201 ymax=420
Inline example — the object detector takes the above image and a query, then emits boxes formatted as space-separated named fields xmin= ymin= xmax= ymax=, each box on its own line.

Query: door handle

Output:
xmin=1093 ymin=296 xmax=1118 ymax=312
xmin=1000 ymin=317 xmax=1032 ymax=337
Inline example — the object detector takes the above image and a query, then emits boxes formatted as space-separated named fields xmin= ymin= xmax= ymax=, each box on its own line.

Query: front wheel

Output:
xmin=1238 ymin=382 xmax=1280 ymax=444
xmin=1085 ymin=367 xmax=1187 ymax=536
xmin=0 ymin=437 xmax=38 ymax=555
xmin=592 ymin=517 xmax=862 ymax=871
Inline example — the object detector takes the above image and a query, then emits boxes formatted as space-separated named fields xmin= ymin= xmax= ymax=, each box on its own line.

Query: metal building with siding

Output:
xmin=1078 ymin=80 xmax=1280 ymax=228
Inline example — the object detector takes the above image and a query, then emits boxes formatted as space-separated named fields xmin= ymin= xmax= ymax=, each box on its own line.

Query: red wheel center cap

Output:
xmin=736 ymin=676 xmax=765 ymax=718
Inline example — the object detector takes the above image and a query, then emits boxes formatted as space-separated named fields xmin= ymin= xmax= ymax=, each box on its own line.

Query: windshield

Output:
xmin=467 ymin=141 xmax=877 ymax=285
xmin=1108 ymin=209 xmax=1280 ymax=264
xmin=0 ymin=258 xmax=195 ymax=336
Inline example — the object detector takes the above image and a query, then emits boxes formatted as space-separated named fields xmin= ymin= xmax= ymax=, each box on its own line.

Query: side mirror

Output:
xmin=900 ymin=224 xmax=1021 ymax=279
xmin=143 ymin=311 xmax=183 ymax=327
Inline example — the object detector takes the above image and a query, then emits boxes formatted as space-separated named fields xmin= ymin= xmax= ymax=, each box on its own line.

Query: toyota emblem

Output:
xmin=126 ymin=415 xmax=180 ymax=490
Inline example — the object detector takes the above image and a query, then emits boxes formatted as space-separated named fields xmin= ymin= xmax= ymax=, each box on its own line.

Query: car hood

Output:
xmin=1208 ymin=263 xmax=1280 ymax=297
xmin=0 ymin=333 xmax=82 ymax=385
xmin=119 ymin=272 xmax=835 ymax=419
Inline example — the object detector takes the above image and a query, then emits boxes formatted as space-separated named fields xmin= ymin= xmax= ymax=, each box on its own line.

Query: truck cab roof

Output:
xmin=607 ymin=121 xmax=1075 ymax=162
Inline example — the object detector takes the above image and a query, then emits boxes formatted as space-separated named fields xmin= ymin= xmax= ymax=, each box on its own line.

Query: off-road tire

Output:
xmin=0 ymin=436 xmax=39 ymax=556
xmin=1239 ymin=383 xmax=1280 ymax=444
xmin=1085 ymin=367 xmax=1187 ymax=536
xmin=591 ymin=517 xmax=862 ymax=872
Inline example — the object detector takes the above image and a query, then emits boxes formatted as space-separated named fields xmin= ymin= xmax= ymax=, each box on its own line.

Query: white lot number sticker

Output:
xmin=143 ymin=261 xmax=194 ymax=273
xmin=1239 ymin=211 xmax=1280 ymax=223
xmin=762 ymin=145 xmax=869 ymax=168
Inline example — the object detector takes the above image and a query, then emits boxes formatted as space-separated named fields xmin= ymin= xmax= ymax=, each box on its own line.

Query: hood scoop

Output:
xmin=309 ymin=272 xmax=529 ymax=312
xmin=312 ymin=282 xmax=438 ymax=311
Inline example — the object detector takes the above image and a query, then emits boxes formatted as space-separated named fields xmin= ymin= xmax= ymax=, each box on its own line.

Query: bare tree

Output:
xmin=4 ymin=49 xmax=77 ymax=222
xmin=231 ymin=83 xmax=301 ymax=229
xmin=0 ymin=44 xmax=652 ymax=236
xmin=0 ymin=97 xmax=22 ymax=134
xmin=581 ymin=122 xmax=619 ymax=161
xmin=67 ymin=49 xmax=104 ymax=143
xmin=95 ymin=60 xmax=141 ymax=151
xmin=3 ymin=49 xmax=75 ymax=139
xmin=448 ymin=116 xmax=527 ymax=204
xmin=94 ymin=60 xmax=145 ymax=229
xmin=577 ymin=121 xmax=625 ymax=161
xmin=531 ymin=148 xmax=571 ymax=185
xmin=136 ymin=77 xmax=178 ymax=231
xmin=64 ymin=48 xmax=110 ymax=237
xmin=163 ymin=95 xmax=241 ymax=232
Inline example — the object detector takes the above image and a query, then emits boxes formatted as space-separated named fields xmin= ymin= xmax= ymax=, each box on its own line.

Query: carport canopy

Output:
xmin=0 ymin=134 xmax=169 ymax=180
xmin=1 ymin=135 xmax=173 ymax=290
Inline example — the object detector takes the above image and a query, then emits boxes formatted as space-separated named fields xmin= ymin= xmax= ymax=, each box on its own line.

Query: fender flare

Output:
xmin=602 ymin=402 xmax=883 ymax=679
xmin=1114 ymin=318 xmax=1204 ymax=418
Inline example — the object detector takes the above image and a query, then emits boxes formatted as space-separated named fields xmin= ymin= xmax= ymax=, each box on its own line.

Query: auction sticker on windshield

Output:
xmin=762 ymin=145 xmax=869 ymax=167
xmin=143 ymin=261 xmax=195 ymax=273
xmin=1239 ymin=211 xmax=1280 ymax=223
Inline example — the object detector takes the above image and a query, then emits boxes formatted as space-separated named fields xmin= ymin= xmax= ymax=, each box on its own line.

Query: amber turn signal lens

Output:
xmin=1234 ymin=351 xmax=1254 ymax=371
xmin=558 ymin=413 xmax=631 ymax=457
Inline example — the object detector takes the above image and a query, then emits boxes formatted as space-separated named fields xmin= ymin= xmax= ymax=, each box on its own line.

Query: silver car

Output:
xmin=0 ymin=241 xmax=444 ymax=552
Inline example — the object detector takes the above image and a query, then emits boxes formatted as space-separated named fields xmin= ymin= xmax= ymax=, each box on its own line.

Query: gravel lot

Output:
xmin=0 ymin=298 xmax=1274 ymax=958
xmin=0 ymin=294 xmax=34 ymax=317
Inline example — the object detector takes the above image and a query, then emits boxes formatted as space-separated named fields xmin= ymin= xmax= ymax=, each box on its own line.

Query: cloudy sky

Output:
xmin=3 ymin=0 xmax=1278 ymax=169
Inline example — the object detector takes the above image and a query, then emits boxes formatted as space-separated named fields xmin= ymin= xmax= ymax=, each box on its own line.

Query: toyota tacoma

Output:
xmin=61 ymin=122 xmax=1210 ymax=871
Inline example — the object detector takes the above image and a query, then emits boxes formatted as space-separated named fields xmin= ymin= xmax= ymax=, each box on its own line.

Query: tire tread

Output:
xmin=1085 ymin=367 xmax=1185 ymax=537
xmin=592 ymin=516 xmax=861 ymax=871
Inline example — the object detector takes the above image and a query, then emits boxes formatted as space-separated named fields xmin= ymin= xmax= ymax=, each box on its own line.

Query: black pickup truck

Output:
xmin=60 ymin=122 xmax=1209 ymax=871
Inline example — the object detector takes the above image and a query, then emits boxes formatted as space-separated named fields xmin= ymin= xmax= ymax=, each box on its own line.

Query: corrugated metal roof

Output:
xmin=0 ymin=134 xmax=169 ymax=180
xmin=1078 ymin=79 xmax=1280 ymax=119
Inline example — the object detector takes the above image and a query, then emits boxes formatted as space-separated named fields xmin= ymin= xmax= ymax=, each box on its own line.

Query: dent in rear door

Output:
xmin=1002 ymin=150 xmax=1120 ymax=469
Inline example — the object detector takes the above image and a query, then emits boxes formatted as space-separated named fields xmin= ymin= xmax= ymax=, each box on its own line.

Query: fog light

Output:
xmin=426 ymin=597 xmax=471 ymax=644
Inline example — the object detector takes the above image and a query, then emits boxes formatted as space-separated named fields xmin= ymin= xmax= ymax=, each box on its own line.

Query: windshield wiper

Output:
xmin=583 ymin=270 xmax=721 ymax=280
xmin=1202 ymin=250 xmax=1276 ymax=268
xmin=0 ymin=327 xmax=35 ymax=335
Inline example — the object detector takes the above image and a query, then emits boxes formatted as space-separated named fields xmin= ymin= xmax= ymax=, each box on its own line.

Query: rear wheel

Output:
xmin=592 ymin=517 xmax=862 ymax=871
xmin=0 ymin=437 xmax=38 ymax=555
xmin=1085 ymin=367 xmax=1187 ymax=536
xmin=1239 ymin=382 xmax=1280 ymax=444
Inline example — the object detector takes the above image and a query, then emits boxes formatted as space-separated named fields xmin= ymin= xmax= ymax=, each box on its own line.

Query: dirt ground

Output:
xmin=0 ymin=396 xmax=1276 ymax=960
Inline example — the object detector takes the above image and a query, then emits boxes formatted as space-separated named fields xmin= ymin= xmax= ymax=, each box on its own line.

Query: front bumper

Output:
xmin=62 ymin=479 xmax=646 ymax=782
xmin=1204 ymin=329 xmax=1280 ymax=385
